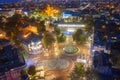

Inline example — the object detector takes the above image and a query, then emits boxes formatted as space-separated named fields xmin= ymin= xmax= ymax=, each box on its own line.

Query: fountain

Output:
xmin=63 ymin=45 xmax=78 ymax=55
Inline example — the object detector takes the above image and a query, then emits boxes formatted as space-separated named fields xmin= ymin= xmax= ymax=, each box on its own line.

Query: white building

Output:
xmin=56 ymin=22 xmax=85 ymax=34
xmin=19 ymin=32 xmax=44 ymax=54
xmin=0 ymin=9 xmax=15 ymax=17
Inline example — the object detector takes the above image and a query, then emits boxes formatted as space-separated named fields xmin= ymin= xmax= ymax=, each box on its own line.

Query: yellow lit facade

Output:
xmin=45 ymin=5 xmax=60 ymax=18
xmin=25 ymin=25 xmax=38 ymax=35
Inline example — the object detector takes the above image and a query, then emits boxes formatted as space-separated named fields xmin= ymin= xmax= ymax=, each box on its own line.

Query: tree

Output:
xmin=3 ymin=13 xmax=23 ymax=45
xmin=28 ymin=17 xmax=36 ymax=25
xmin=84 ymin=22 xmax=94 ymax=37
xmin=57 ymin=33 xmax=66 ymax=43
xmin=28 ymin=65 xmax=36 ymax=76
xmin=54 ymin=26 xmax=61 ymax=35
xmin=43 ymin=32 xmax=55 ymax=49
xmin=39 ymin=11 xmax=48 ymax=20
xmin=20 ymin=70 xmax=29 ymax=80
xmin=70 ymin=62 xmax=85 ymax=80
xmin=0 ymin=15 xmax=6 ymax=30
xmin=37 ymin=20 xmax=46 ymax=33
xmin=82 ymin=15 xmax=94 ymax=37
xmin=73 ymin=29 xmax=87 ymax=45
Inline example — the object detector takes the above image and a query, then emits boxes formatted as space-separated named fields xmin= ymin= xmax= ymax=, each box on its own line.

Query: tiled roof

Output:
xmin=19 ymin=32 xmax=42 ymax=44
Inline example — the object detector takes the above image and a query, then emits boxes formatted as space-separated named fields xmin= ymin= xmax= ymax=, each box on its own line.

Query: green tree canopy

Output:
xmin=73 ymin=29 xmax=87 ymax=45
xmin=28 ymin=65 xmax=36 ymax=76
xmin=43 ymin=32 xmax=55 ymax=48
xmin=70 ymin=62 xmax=85 ymax=79
xmin=20 ymin=69 xmax=29 ymax=80
xmin=84 ymin=15 xmax=94 ymax=36
xmin=57 ymin=33 xmax=66 ymax=43
xmin=37 ymin=20 xmax=46 ymax=33
xmin=54 ymin=26 xmax=61 ymax=35
xmin=3 ymin=13 xmax=23 ymax=45
xmin=84 ymin=22 xmax=94 ymax=36
xmin=20 ymin=70 xmax=27 ymax=75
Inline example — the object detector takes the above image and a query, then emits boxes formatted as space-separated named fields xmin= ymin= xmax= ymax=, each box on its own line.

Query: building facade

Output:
xmin=19 ymin=32 xmax=44 ymax=55
xmin=0 ymin=39 xmax=26 ymax=80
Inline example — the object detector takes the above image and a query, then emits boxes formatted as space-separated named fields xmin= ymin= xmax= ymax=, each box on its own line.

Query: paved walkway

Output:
xmin=45 ymin=58 xmax=74 ymax=80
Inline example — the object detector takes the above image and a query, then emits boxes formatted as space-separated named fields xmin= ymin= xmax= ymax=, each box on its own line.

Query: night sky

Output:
xmin=0 ymin=0 xmax=23 ymax=4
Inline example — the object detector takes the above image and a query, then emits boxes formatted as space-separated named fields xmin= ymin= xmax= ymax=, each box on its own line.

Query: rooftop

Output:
xmin=0 ymin=39 xmax=25 ymax=73
xmin=19 ymin=32 xmax=42 ymax=44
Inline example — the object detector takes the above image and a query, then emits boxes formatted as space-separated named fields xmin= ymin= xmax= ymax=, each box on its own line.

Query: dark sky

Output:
xmin=0 ymin=0 xmax=23 ymax=4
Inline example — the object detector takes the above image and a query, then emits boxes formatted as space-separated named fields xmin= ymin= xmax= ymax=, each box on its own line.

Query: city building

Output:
xmin=0 ymin=9 xmax=15 ymax=17
xmin=92 ymin=7 xmax=120 ymax=79
xmin=54 ymin=10 xmax=84 ymax=34
xmin=26 ymin=0 xmax=77 ymax=2
xmin=57 ymin=22 xmax=85 ymax=34
xmin=19 ymin=31 xmax=44 ymax=55
xmin=62 ymin=11 xmax=81 ymax=19
xmin=0 ymin=29 xmax=6 ymax=38
xmin=0 ymin=38 xmax=26 ymax=80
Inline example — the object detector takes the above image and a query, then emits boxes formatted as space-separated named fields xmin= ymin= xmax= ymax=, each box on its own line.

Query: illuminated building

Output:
xmin=44 ymin=5 xmax=60 ymax=18
xmin=18 ymin=32 xmax=45 ymax=67
xmin=56 ymin=10 xmax=84 ymax=34
xmin=57 ymin=22 xmax=85 ymax=35
xmin=61 ymin=10 xmax=83 ymax=23
xmin=0 ymin=9 xmax=15 ymax=17
xmin=19 ymin=32 xmax=44 ymax=54
xmin=0 ymin=29 xmax=6 ymax=38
